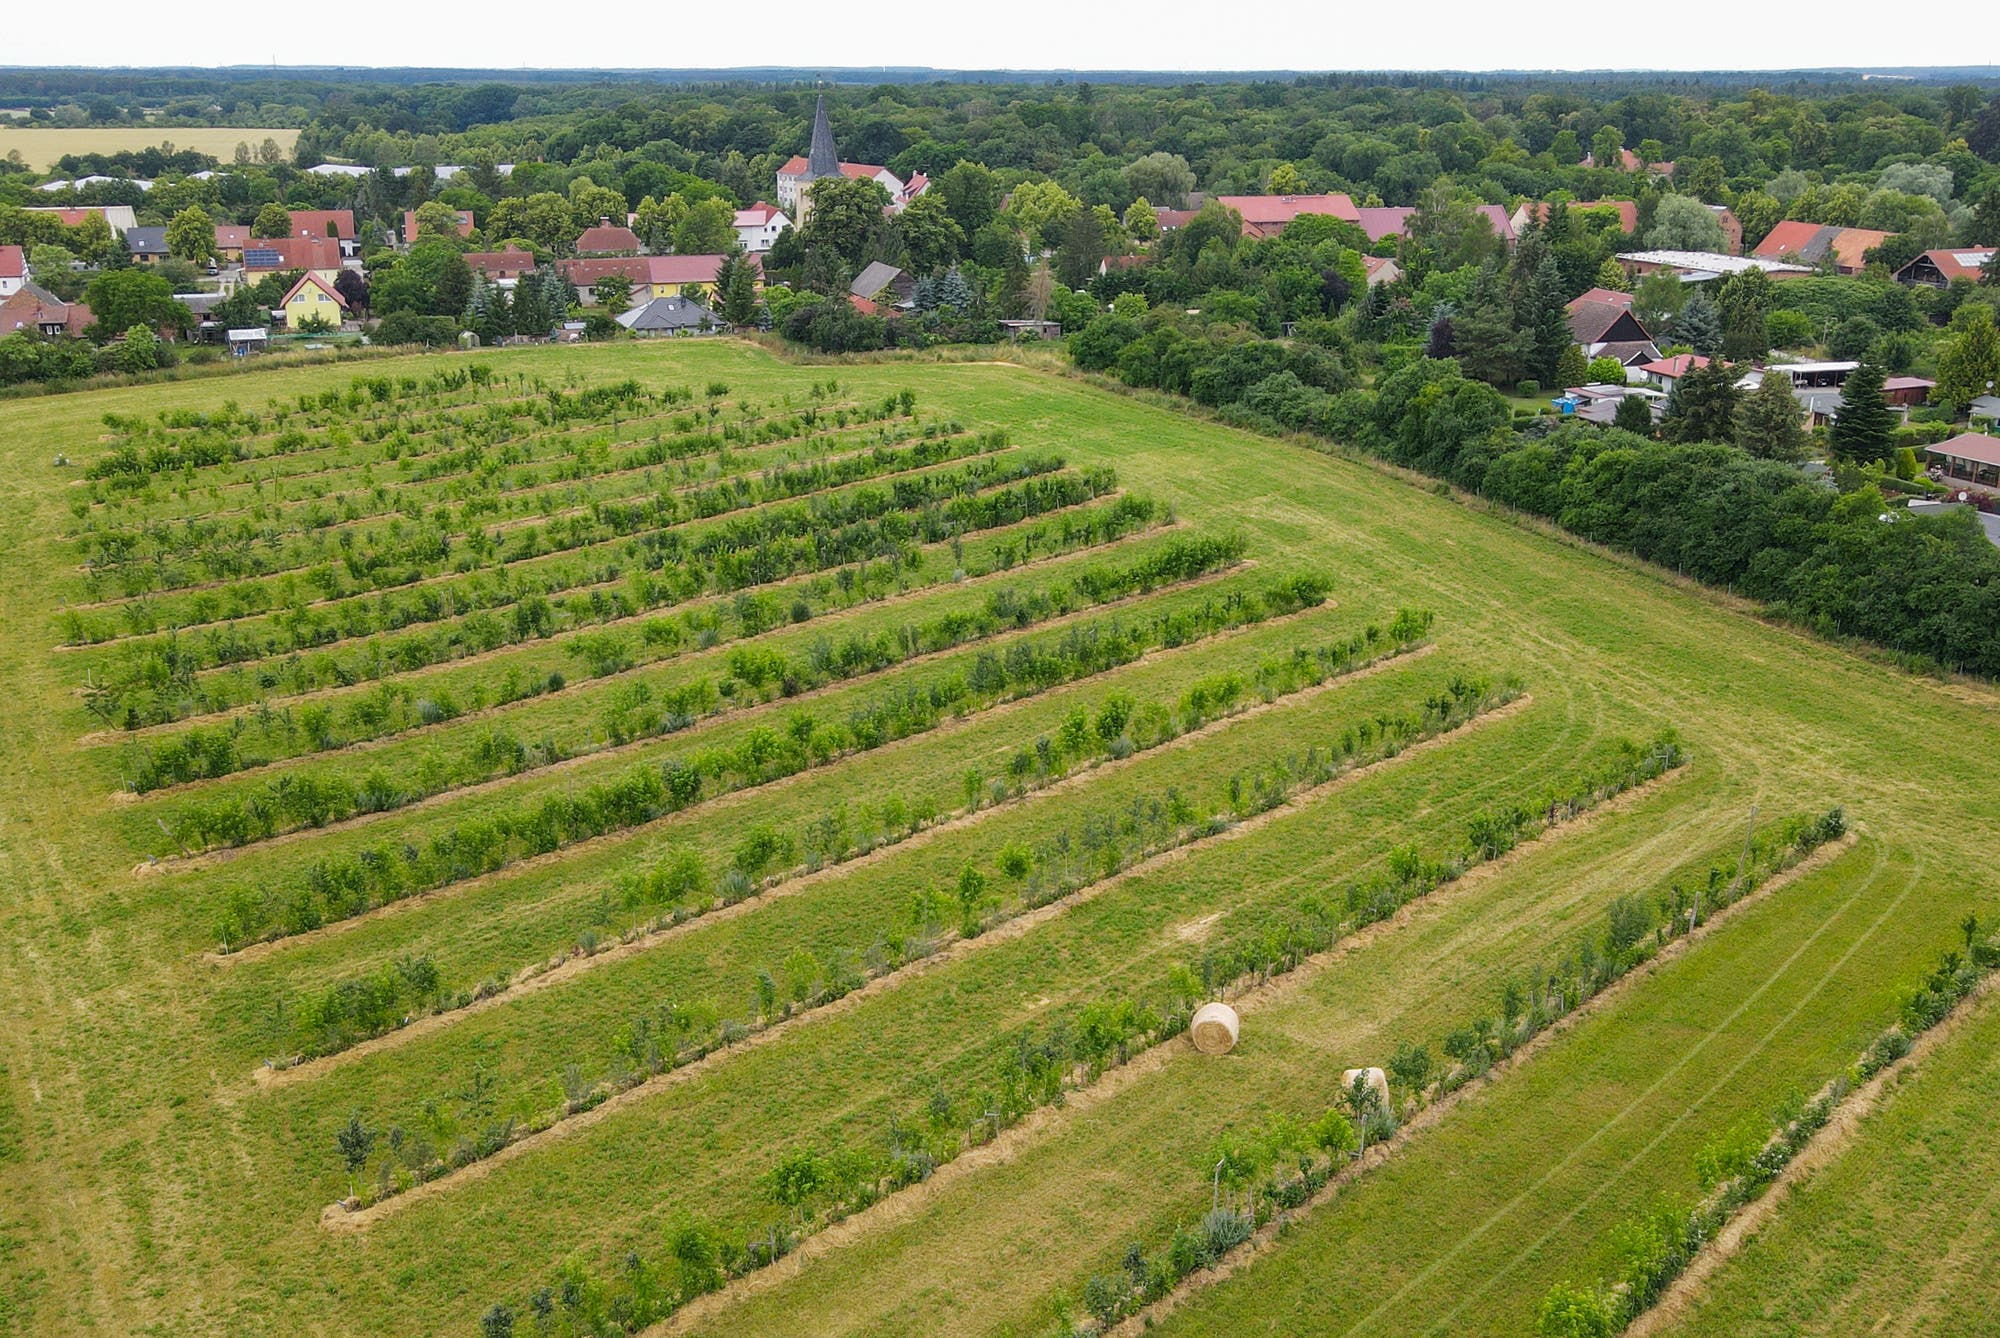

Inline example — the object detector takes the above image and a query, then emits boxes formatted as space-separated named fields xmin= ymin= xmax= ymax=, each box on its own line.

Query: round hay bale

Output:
xmin=1190 ymin=1002 xmax=1240 ymax=1055
xmin=1341 ymin=1066 xmax=1390 ymax=1111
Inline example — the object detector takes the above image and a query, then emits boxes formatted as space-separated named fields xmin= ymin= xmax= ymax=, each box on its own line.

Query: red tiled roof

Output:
xmin=281 ymin=271 xmax=347 ymax=309
xmin=1927 ymin=433 xmax=2000 ymax=469
xmin=1754 ymin=221 xmax=1893 ymax=271
xmin=403 ymin=209 xmax=475 ymax=242
xmin=1637 ymin=354 xmax=1708 ymax=378
xmin=1897 ymin=249 xmax=1997 ymax=284
xmin=22 ymin=207 xmax=111 ymax=229
xmin=0 ymin=284 xmax=93 ymax=336
xmin=214 ymin=224 xmax=250 ymax=251
xmin=1151 ymin=208 xmax=1199 ymax=231
xmin=1751 ymin=220 xmax=1823 ymax=260
xmin=1567 ymin=287 xmax=1633 ymax=311
xmin=1825 ymin=228 xmax=1890 ymax=271
xmin=0 ymin=245 xmax=23 ymax=280
xmin=734 ymin=202 xmax=787 ymax=225
xmin=463 ymin=249 xmax=537 ymax=277
xmin=286 ymin=209 xmax=355 ymax=240
xmin=1355 ymin=206 xmax=1414 ymax=243
xmin=1569 ymin=299 xmax=1653 ymax=346
xmin=243 ymin=237 xmax=342 ymax=273
xmin=778 ymin=156 xmax=889 ymax=179
xmin=576 ymin=223 xmax=642 ymax=254
xmin=1214 ymin=194 xmax=1360 ymax=237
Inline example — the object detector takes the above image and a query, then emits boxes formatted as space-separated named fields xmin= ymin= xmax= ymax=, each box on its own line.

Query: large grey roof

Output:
xmin=615 ymin=294 xmax=720 ymax=332
xmin=849 ymin=260 xmax=907 ymax=301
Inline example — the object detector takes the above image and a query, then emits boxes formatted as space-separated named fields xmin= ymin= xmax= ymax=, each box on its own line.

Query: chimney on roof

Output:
xmin=806 ymin=94 xmax=839 ymax=181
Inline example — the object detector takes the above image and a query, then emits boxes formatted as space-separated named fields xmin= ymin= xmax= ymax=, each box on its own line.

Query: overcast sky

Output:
xmin=7 ymin=0 xmax=1995 ymax=74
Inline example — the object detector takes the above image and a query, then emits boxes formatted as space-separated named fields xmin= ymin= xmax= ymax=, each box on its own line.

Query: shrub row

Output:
xmin=332 ymin=654 xmax=1496 ymax=1227
xmin=90 ymin=462 xmax=1122 ymax=730
xmin=144 ymin=530 xmax=1245 ymax=805
xmin=85 ymin=425 xmax=988 ymax=685
xmin=277 ymin=612 xmax=1430 ymax=1063
xmin=457 ymin=676 xmax=1619 ymax=1331
xmin=212 ymin=569 xmax=1331 ymax=945
xmin=77 ymin=421 xmax=976 ymax=628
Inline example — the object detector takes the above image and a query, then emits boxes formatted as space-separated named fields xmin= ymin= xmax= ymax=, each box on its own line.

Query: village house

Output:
xmin=616 ymin=293 xmax=723 ymax=337
xmin=1925 ymin=433 xmax=2000 ymax=493
xmin=776 ymin=96 xmax=927 ymax=221
xmin=1635 ymin=353 xmax=1709 ymax=392
xmin=279 ymin=272 xmax=348 ymax=330
xmin=1213 ymin=193 xmax=1360 ymax=239
xmin=849 ymin=261 xmax=915 ymax=308
xmin=124 ymin=226 xmax=169 ymax=265
xmin=22 ymin=204 xmax=139 ymax=239
xmin=1568 ymin=286 xmax=1633 ymax=309
xmin=557 ymin=254 xmax=754 ymax=305
xmin=1616 ymin=250 xmax=1810 ymax=281
xmin=1361 ymin=254 xmax=1402 ymax=287
xmin=1354 ymin=204 xmax=1515 ymax=247
xmin=733 ymin=202 xmax=791 ymax=253
xmin=462 ymin=250 xmax=538 ymax=281
xmin=1751 ymin=221 xmax=1892 ymax=275
xmin=0 ymin=246 xmax=26 ymax=299
xmin=0 ymin=282 xmax=94 ymax=338
xmin=213 ymin=224 xmax=250 ymax=263
xmin=1893 ymin=248 xmax=1996 ymax=287
xmin=575 ymin=218 xmax=642 ymax=256
xmin=243 ymin=237 xmax=344 ymax=284
xmin=1567 ymin=296 xmax=1660 ymax=368
xmin=403 ymin=209 xmax=475 ymax=246
xmin=1884 ymin=376 xmax=1936 ymax=407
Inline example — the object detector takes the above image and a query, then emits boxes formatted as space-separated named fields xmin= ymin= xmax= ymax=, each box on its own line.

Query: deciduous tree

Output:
xmin=165 ymin=206 xmax=216 ymax=263
xmin=251 ymin=203 xmax=292 ymax=239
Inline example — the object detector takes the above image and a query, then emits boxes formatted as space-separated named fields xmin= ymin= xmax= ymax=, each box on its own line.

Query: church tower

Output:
xmin=805 ymin=94 xmax=838 ymax=182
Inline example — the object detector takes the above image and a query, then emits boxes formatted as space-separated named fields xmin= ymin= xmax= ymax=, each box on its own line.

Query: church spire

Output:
xmin=806 ymin=93 xmax=839 ymax=180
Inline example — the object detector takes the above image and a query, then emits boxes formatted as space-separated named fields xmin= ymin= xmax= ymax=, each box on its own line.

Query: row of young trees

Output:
xmin=210 ymin=567 xmax=1333 ymax=944
xmin=96 ymin=425 xmax=991 ymax=683
xmin=351 ymin=647 xmax=1479 ymax=1250
xmin=1071 ymin=800 xmax=1843 ymax=1337
xmin=460 ymin=681 xmax=1714 ymax=1338
xmin=140 ymin=528 xmax=1244 ymax=804
xmin=92 ymin=450 xmax=1094 ymax=729
xmin=283 ymin=612 xmax=1433 ymax=1069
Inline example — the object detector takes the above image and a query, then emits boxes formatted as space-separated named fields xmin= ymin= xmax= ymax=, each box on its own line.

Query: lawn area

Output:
xmin=0 ymin=337 xmax=1997 ymax=1337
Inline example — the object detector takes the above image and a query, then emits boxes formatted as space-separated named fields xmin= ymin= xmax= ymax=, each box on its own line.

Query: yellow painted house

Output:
xmin=280 ymin=272 xmax=348 ymax=330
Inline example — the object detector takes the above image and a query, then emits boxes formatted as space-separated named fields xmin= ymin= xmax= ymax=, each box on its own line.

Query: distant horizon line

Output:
xmin=1 ymin=62 xmax=1997 ymax=79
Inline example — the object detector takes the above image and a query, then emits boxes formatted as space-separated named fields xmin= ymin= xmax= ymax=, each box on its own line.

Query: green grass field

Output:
xmin=1 ymin=338 xmax=1996 ymax=1337
xmin=0 ymin=126 xmax=298 ymax=171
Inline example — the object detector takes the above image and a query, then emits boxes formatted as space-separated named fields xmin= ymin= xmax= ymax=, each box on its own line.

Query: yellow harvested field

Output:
xmin=0 ymin=126 xmax=297 ymax=170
